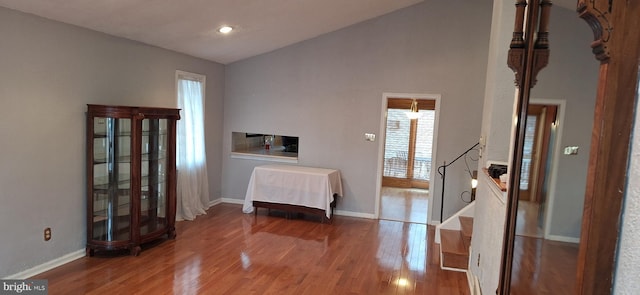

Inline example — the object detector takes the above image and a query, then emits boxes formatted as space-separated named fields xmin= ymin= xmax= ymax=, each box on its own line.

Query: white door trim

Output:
xmin=376 ymin=92 xmax=442 ymax=225
xmin=530 ymin=98 xmax=566 ymax=240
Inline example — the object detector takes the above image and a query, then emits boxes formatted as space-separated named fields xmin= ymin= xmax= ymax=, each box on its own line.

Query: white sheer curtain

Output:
xmin=176 ymin=71 xmax=209 ymax=221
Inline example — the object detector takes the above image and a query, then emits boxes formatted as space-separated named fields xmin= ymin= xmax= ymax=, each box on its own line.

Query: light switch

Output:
xmin=364 ymin=133 xmax=376 ymax=142
xmin=564 ymin=146 xmax=579 ymax=155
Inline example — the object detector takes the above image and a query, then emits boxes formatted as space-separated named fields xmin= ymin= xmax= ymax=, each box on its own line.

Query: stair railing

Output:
xmin=437 ymin=142 xmax=480 ymax=223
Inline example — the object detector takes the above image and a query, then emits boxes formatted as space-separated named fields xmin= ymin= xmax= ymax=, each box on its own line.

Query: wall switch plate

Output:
xmin=364 ymin=133 xmax=376 ymax=142
xmin=564 ymin=146 xmax=579 ymax=155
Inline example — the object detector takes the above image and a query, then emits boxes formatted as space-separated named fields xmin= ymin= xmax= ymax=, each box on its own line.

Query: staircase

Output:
xmin=440 ymin=216 xmax=473 ymax=270
xmin=436 ymin=202 xmax=475 ymax=272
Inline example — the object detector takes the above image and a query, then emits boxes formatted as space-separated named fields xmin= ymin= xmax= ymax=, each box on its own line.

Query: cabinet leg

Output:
xmin=130 ymin=246 xmax=141 ymax=256
xmin=168 ymin=228 xmax=177 ymax=239
xmin=86 ymin=247 xmax=95 ymax=257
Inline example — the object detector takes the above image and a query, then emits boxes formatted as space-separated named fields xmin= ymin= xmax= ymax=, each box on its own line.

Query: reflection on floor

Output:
xmin=516 ymin=200 xmax=543 ymax=238
xmin=380 ymin=186 xmax=429 ymax=224
xmin=510 ymin=235 xmax=579 ymax=294
xmin=512 ymin=200 xmax=580 ymax=294
xmin=32 ymin=203 xmax=469 ymax=294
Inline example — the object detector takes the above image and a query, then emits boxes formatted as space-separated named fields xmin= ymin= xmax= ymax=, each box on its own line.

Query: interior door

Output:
xmin=519 ymin=105 xmax=557 ymax=204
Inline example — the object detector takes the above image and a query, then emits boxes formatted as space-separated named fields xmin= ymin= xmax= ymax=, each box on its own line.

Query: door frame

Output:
xmin=529 ymin=99 xmax=567 ymax=240
xmin=375 ymin=92 xmax=441 ymax=224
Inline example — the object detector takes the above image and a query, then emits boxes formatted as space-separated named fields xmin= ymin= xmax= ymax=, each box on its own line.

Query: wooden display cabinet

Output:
xmin=86 ymin=104 xmax=180 ymax=256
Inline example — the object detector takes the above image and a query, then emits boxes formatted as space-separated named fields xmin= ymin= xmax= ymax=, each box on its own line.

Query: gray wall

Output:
xmin=222 ymin=0 xmax=494 ymax=220
xmin=0 ymin=7 xmax=224 ymax=277
xmin=530 ymin=6 xmax=598 ymax=239
xmin=479 ymin=0 xmax=516 ymax=165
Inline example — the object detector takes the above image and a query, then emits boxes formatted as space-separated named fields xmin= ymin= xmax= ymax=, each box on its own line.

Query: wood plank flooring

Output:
xmin=509 ymin=235 xmax=578 ymax=294
xmin=379 ymin=187 xmax=429 ymax=224
xmin=516 ymin=201 xmax=544 ymax=238
xmin=32 ymin=203 xmax=469 ymax=295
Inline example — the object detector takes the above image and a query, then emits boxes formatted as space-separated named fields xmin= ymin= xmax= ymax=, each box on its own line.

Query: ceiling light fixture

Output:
xmin=218 ymin=26 xmax=233 ymax=34
xmin=405 ymin=99 xmax=423 ymax=119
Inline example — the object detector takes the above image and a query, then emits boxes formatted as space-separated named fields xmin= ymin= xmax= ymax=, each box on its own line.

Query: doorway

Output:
xmin=377 ymin=93 xmax=440 ymax=224
xmin=516 ymin=103 xmax=558 ymax=238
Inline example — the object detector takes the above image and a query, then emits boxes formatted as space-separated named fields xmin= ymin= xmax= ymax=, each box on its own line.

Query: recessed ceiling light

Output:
xmin=218 ymin=26 xmax=233 ymax=34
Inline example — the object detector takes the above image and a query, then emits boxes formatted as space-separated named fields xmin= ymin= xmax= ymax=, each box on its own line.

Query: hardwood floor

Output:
xmin=509 ymin=235 xmax=579 ymax=294
xmin=32 ymin=203 xmax=468 ymax=295
xmin=379 ymin=187 xmax=429 ymax=224
xmin=515 ymin=200 xmax=543 ymax=238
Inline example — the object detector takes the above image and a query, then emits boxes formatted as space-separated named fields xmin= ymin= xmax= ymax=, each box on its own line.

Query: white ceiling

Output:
xmin=0 ymin=0 xmax=579 ymax=64
xmin=0 ymin=0 xmax=423 ymax=64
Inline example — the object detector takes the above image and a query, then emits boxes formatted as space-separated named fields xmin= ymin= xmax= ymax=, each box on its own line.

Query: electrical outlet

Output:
xmin=44 ymin=227 xmax=52 ymax=241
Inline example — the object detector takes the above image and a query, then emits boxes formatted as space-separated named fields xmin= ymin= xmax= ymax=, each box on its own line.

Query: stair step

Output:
xmin=459 ymin=216 xmax=474 ymax=250
xmin=440 ymin=229 xmax=467 ymax=255
xmin=440 ymin=229 xmax=469 ymax=269
xmin=459 ymin=216 xmax=473 ymax=237
xmin=442 ymin=252 xmax=469 ymax=270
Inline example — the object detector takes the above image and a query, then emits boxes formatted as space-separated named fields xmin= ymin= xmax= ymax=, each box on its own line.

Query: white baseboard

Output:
xmin=546 ymin=234 xmax=580 ymax=244
xmin=3 ymin=249 xmax=85 ymax=280
xmin=467 ymin=270 xmax=481 ymax=295
xmin=220 ymin=198 xmax=244 ymax=205
xmin=334 ymin=210 xmax=375 ymax=219
xmin=208 ymin=198 xmax=223 ymax=207
xmin=467 ymin=270 xmax=474 ymax=295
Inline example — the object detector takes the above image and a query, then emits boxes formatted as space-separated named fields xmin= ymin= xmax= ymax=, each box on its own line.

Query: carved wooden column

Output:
xmin=499 ymin=0 xmax=552 ymax=294
xmin=575 ymin=1 xmax=640 ymax=294
xmin=506 ymin=0 xmax=551 ymax=88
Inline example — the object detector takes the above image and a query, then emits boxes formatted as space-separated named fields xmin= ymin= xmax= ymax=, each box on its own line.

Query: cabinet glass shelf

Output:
xmin=92 ymin=152 xmax=168 ymax=164
xmin=92 ymin=175 xmax=167 ymax=190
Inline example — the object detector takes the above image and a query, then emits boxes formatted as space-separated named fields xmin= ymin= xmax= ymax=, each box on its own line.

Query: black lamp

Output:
xmin=471 ymin=170 xmax=478 ymax=201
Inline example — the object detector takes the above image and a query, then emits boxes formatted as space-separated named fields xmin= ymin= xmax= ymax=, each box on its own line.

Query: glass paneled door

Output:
xmin=140 ymin=118 xmax=168 ymax=235
xmin=92 ymin=117 xmax=132 ymax=242
xmin=383 ymin=98 xmax=435 ymax=189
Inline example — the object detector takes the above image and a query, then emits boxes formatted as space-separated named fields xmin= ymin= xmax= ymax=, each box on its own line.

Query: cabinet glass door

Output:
xmin=92 ymin=117 xmax=132 ymax=241
xmin=140 ymin=118 xmax=168 ymax=235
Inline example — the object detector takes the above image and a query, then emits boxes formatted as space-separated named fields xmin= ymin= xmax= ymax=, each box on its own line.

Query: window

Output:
xmin=176 ymin=71 xmax=206 ymax=167
xmin=175 ymin=70 xmax=209 ymax=220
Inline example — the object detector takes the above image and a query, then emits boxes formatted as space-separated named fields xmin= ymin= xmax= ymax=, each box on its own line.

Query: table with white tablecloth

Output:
xmin=242 ymin=165 xmax=343 ymax=222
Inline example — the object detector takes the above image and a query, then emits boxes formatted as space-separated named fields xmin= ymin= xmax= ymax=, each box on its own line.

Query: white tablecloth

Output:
xmin=242 ymin=165 xmax=343 ymax=218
